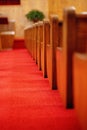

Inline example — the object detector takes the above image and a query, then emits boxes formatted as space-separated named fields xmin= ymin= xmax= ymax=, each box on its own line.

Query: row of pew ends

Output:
xmin=24 ymin=7 xmax=87 ymax=130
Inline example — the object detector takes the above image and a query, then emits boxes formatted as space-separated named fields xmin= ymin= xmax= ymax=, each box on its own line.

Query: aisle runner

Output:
xmin=0 ymin=49 xmax=81 ymax=130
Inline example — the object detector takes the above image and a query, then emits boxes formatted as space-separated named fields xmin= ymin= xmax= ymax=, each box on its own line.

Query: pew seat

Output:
xmin=73 ymin=53 xmax=87 ymax=130
xmin=0 ymin=31 xmax=15 ymax=49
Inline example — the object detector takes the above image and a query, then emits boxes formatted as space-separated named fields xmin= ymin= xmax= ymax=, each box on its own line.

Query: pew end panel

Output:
xmin=34 ymin=23 xmax=38 ymax=64
xmin=24 ymin=27 xmax=29 ymax=50
xmin=47 ymin=44 xmax=52 ymax=85
xmin=0 ymin=37 xmax=2 ymax=50
xmin=36 ymin=24 xmax=39 ymax=65
xmin=42 ymin=20 xmax=50 ymax=78
xmin=33 ymin=24 xmax=37 ymax=60
xmin=46 ymin=15 xmax=58 ymax=90
xmin=48 ymin=15 xmax=59 ymax=90
xmin=56 ymin=20 xmax=64 ymax=105
xmin=37 ymin=21 xmax=43 ymax=70
xmin=63 ymin=7 xmax=87 ymax=108
xmin=24 ymin=25 xmax=34 ymax=56
xmin=41 ymin=41 xmax=44 ymax=74
xmin=62 ymin=7 xmax=79 ymax=108
xmin=24 ymin=26 xmax=31 ymax=53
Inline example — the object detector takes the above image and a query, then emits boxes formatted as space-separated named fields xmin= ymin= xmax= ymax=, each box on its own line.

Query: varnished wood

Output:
xmin=50 ymin=15 xmax=59 ymax=89
xmin=62 ymin=7 xmax=77 ymax=108
xmin=63 ymin=7 xmax=87 ymax=108
xmin=0 ymin=31 xmax=15 ymax=49
xmin=0 ymin=19 xmax=15 ymax=50
xmin=73 ymin=53 xmax=87 ymax=130
xmin=42 ymin=20 xmax=50 ymax=78
xmin=38 ymin=22 xmax=43 ymax=70
xmin=24 ymin=25 xmax=35 ymax=56
xmin=72 ymin=9 xmax=87 ymax=130
xmin=56 ymin=20 xmax=63 ymax=106
xmin=76 ymin=14 xmax=87 ymax=53
xmin=0 ymin=20 xmax=15 ymax=32
xmin=0 ymin=37 xmax=2 ymax=50
xmin=35 ymin=23 xmax=38 ymax=64
xmin=58 ymin=21 xmax=63 ymax=47
xmin=33 ymin=25 xmax=36 ymax=60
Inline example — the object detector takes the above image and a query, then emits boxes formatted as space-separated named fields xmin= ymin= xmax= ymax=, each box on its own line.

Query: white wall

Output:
xmin=0 ymin=0 xmax=48 ymax=38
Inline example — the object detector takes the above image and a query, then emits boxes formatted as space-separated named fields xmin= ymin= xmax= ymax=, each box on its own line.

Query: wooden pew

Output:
xmin=24 ymin=26 xmax=29 ymax=50
xmin=33 ymin=24 xmax=36 ymax=60
xmin=36 ymin=21 xmax=43 ymax=70
xmin=0 ymin=31 xmax=15 ymax=49
xmin=56 ymin=20 xmax=64 ymax=106
xmin=33 ymin=23 xmax=38 ymax=64
xmin=24 ymin=23 xmax=39 ymax=62
xmin=60 ymin=7 xmax=87 ymax=109
xmin=56 ymin=7 xmax=79 ymax=108
xmin=0 ymin=19 xmax=15 ymax=50
xmin=65 ymin=7 xmax=87 ymax=130
xmin=24 ymin=26 xmax=30 ymax=53
xmin=46 ymin=16 xmax=58 ymax=89
xmin=41 ymin=19 xmax=50 ymax=78
xmin=36 ymin=23 xmax=39 ymax=65
xmin=24 ymin=25 xmax=33 ymax=56
xmin=30 ymin=26 xmax=33 ymax=56
xmin=0 ymin=20 xmax=15 ymax=32
xmin=31 ymin=25 xmax=35 ymax=58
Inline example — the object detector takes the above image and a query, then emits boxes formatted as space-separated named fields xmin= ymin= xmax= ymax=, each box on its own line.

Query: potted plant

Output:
xmin=25 ymin=9 xmax=45 ymax=22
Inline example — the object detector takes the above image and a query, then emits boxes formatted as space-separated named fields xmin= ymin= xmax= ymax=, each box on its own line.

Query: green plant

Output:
xmin=25 ymin=10 xmax=45 ymax=22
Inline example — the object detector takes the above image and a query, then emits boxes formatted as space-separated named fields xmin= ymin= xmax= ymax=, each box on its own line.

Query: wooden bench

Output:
xmin=46 ymin=16 xmax=58 ymax=89
xmin=37 ymin=21 xmax=43 ymax=70
xmin=55 ymin=7 xmax=87 ymax=109
xmin=33 ymin=23 xmax=39 ymax=64
xmin=41 ymin=19 xmax=50 ymax=78
xmin=60 ymin=7 xmax=87 ymax=109
xmin=0 ymin=31 xmax=15 ymax=49
xmin=0 ymin=19 xmax=15 ymax=50
xmin=24 ymin=25 xmax=33 ymax=55
xmin=64 ymin=7 xmax=87 ymax=130
xmin=24 ymin=17 xmax=59 ymax=89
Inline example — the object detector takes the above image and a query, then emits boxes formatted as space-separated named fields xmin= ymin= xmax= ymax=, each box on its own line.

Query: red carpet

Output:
xmin=13 ymin=39 xmax=25 ymax=49
xmin=0 ymin=48 xmax=81 ymax=130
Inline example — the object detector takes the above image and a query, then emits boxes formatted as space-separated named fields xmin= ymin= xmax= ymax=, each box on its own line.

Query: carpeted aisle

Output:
xmin=0 ymin=48 xmax=81 ymax=130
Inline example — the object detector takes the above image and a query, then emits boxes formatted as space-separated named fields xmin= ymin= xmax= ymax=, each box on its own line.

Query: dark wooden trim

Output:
xmin=50 ymin=15 xmax=58 ymax=90
xmin=0 ymin=0 xmax=20 ymax=5
xmin=43 ymin=20 xmax=50 ymax=78
xmin=38 ymin=22 xmax=43 ymax=70
xmin=63 ymin=7 xmax=76 ymax=108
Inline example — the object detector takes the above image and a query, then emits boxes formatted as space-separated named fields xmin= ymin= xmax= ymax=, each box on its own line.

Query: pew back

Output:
xmin=0 ymin=20 xmax=15 ymax=32
xmin=56 ymin=7 xmax=87 ymax=108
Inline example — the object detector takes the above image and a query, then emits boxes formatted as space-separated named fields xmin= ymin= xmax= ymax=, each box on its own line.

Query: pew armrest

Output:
xmin=0 ymin=31 xmax=15 ymax=35
xmin=74 ymin=52 xmax=87 ymax=60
